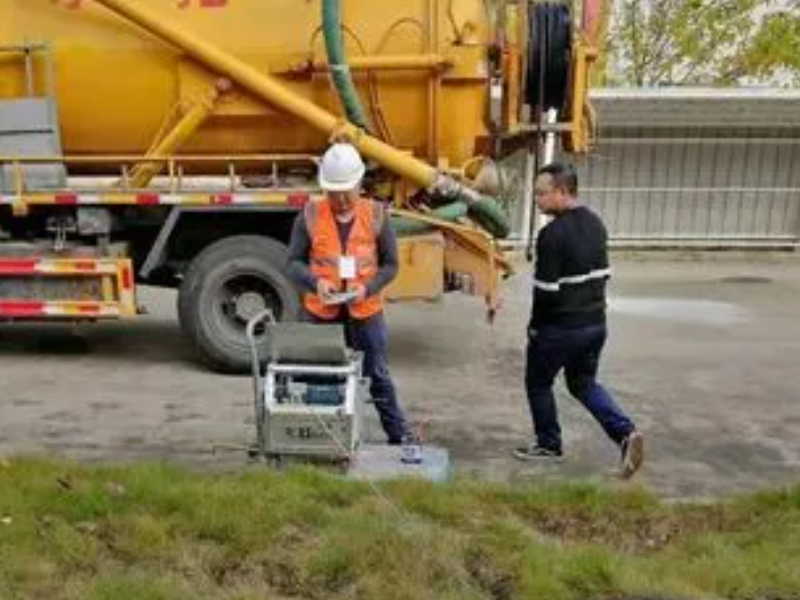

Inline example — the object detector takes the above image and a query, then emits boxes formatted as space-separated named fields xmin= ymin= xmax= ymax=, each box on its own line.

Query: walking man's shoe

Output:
xmin=513 ymin=443 xmax=563 ymax=461
xmin=620 ymin=431 xmax=644 ymax=479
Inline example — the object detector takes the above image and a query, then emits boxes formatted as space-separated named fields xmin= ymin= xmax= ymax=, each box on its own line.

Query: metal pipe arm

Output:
xmin=287 ymin=54 xmax=451 ymax=74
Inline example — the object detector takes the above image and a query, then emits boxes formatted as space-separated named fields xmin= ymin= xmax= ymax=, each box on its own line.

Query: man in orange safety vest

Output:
xmin=287 ymin=143 xmax=409 ymax=444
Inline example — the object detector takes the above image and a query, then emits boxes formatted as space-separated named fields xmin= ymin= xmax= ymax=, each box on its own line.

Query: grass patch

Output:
xmin=0 ymin=456 xmax=798 ymax=599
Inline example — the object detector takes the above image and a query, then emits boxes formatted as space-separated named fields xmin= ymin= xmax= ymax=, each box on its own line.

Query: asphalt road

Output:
xmin=1 ymin=251 xmax=798 ymax=499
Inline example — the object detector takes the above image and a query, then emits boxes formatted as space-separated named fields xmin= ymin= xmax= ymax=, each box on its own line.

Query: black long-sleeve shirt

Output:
xmin=286 ymin=208 xmax=399 ymax=298
xmin=530 ymin=205 xmax=610 ymax=329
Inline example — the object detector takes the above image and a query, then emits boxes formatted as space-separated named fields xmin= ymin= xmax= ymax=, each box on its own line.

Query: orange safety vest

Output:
xmin=304 ymin=197 xmax=385 ymax=320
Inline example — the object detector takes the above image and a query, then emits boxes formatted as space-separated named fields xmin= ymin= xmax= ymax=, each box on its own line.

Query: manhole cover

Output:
xmin=719 ymin=276 xmax=772 ymax=284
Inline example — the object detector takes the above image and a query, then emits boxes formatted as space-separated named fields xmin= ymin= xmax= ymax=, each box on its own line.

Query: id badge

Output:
xmin=339 ymin=256 xmax=356 ymax=280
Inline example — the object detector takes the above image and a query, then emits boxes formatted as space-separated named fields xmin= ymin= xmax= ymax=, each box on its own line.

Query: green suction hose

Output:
xmin=322 ymin=0 xmax=371 ymax=131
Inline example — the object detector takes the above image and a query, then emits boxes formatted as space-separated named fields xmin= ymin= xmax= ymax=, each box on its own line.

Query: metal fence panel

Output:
xmin=573 ymin=131 xmax=800 ymax=245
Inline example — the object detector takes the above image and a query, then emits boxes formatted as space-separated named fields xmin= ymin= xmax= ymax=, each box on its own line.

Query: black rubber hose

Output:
xmin=526 ymin=2 xmax=572 ymax=113
xmin=524 ymin=2 xmax=571 ymax=261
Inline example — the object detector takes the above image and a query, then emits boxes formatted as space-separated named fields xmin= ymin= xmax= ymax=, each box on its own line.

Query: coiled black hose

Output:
xmin=526 ymin=2 xmax=572 ymax=113
xmin=525 ymin=2 xmax=572 ymax=260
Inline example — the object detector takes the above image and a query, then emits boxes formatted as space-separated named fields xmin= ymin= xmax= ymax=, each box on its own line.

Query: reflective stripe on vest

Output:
xmin=303 ymin=197 xmax=385 ymax=320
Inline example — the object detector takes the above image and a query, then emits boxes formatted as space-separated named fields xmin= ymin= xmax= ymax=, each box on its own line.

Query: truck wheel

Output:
xmin=178 ymin=235 xmax=300 ymax=373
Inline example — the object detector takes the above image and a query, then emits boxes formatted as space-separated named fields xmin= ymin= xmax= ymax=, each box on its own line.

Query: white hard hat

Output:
xmin=318 ymin=143 xmax=366 ymax=191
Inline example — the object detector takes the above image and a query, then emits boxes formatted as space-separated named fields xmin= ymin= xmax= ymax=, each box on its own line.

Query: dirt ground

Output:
xmin=1 ymin=251 xmax=799 ymax=500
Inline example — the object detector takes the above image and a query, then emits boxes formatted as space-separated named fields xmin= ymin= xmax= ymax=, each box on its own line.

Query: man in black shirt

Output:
xmin=514 ymin=162 xmax=644 ymax=478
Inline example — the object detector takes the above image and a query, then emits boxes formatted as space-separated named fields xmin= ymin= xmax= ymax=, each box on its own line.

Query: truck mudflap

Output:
xmin=0 ymin=258 xmax=137 ymax=320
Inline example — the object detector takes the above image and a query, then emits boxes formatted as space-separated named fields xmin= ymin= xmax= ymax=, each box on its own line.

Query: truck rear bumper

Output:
xmin=0 ymin=257 xmax=137 ymax=320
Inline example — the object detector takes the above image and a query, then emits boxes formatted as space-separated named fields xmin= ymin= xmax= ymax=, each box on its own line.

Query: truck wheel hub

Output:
xmin=234 ymin=291 xmax=267 ymax=322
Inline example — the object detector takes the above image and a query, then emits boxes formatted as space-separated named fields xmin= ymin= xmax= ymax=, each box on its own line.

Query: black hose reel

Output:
xmin=524 ymin=2 xmax=572 ymax=261
xmin=526 ymin=2 xmax=572 ymax=114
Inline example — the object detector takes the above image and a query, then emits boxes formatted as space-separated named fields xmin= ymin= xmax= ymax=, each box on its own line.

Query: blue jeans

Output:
xmin=308 ymin=311 xmax=408 ymax=443
xmin=525 ymin=323 xmax=634 ymax=452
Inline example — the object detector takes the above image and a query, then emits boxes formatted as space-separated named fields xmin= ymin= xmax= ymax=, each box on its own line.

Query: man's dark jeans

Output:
xmin=309 ymin=311 xmax=407 ymax=443
xmin=525 ymin=322 xmax=634 ymax=452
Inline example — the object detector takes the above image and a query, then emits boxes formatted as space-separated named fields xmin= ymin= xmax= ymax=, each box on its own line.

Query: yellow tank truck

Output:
xmin=0 ymin=0 xmax=600 ymax=371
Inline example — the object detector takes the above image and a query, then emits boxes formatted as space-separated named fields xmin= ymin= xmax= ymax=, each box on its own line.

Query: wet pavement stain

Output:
xmin=609 ymin=296 xmax=749 ymax=326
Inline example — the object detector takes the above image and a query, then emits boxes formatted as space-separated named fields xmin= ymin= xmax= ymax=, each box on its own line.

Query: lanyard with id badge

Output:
xmin=339 ymin=256 xmax=356 ymax=280
xmin=323 ymin=256 xmax=359 ymax=305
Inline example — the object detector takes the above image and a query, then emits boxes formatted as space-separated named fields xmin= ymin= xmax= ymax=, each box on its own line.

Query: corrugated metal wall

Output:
xmin=576 ymin=130 xmax=800 ymax=245
xmin=508 ymin=89 xmax=800 ymax=247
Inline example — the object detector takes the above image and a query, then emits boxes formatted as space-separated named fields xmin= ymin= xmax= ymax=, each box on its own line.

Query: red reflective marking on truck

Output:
xmin=55 ymin=193 xmax=78 ymax=205
xmin=0 ymin=259 xmax=38 ymax=274
xmin=287 ymin=193 xmax=310 ymax=207
xmin=0 ymin=301 xmax=45 ymax=317
xmin=73 ymin=261 xmax=96 ymax=271
xmin=136 ymin=193 xmax=160 ymax=205
xmin=122 ymin=266 xmax=133 ymax=290
xmin=77 ymin=304 xmax=101 ymax=314
xmin=212 ymin=193 xmax=233 ymax=205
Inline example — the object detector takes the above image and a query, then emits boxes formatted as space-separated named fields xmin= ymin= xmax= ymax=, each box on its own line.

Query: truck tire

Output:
xmin=178 ymin=235 xmax=300 ymax=373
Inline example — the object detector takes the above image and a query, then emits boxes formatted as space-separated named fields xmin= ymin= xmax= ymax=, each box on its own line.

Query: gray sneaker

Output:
xmin=620 ymin=431 xmax=644 ymax=479
xmin=513 ymin=443 xmax=563 ymax=461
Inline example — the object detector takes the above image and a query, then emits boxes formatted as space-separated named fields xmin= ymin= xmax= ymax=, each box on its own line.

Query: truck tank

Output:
xmin=2 ymin=0 xmax=511 ymax=171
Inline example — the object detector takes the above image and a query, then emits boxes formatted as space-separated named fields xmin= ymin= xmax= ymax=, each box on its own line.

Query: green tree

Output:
xmin=606 ymin=0 xmax=800 ymax=86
